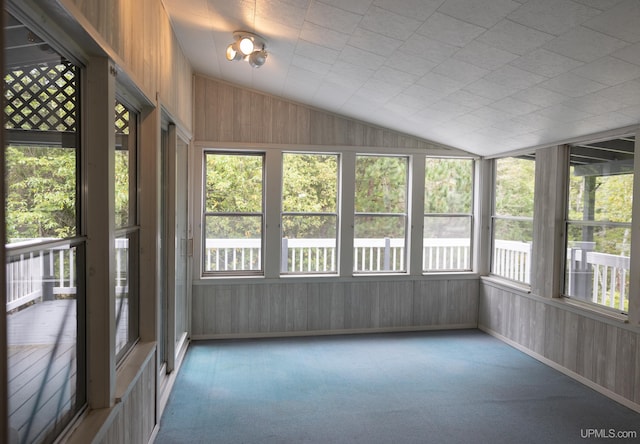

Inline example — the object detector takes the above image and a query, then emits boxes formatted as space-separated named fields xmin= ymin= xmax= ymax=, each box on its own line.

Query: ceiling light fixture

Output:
xmin=226 ymin=31 xmax=268 ymax=68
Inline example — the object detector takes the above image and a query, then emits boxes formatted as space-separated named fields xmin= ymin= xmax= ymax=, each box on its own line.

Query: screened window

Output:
xmin=281 ymin=153 xmax=339 ymax=274
xmin=424 ymin=158 xmax=473 ymax=272
xmin=491 ymin=155 xmax=535 ymax=284
xmin=203 ymin=152 xmax=264 ymax=274
xmin=565 ymin=137 xmax=634 ymax=313
xmin=354 ymin=155 xmax=408 ymax=273
xmin=5 ymin=13 xmax=86 ymax=443
xmin=114 ymin=100 xmax=139 ymax=360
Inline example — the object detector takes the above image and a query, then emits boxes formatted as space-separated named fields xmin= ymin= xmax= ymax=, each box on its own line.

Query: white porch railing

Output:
xmin=6 ymin=238 xmax=129 ymax=312
xmin=567 ymin=247 xmax=630 ymax=311
xmin=492 ymin=239 xmax=532 ymax=284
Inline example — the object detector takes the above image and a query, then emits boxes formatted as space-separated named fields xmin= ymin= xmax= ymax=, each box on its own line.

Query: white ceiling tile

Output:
xmin=384 ymin=51 xmax=439 ymax=77
xmin=562 ymin=94 xmax=623 ymax=114
xmin=432 ymin=59 xmax=489 ymax=84
xmin=491 ymin=117 xmax=534 ymax=133
xmin=299 ymin=22 xmax=350 ymax=51
xmin=511 ymin=86 xmax=568 ymax=107
xmin=542 ymin=27 xmax=627 ymax=63
xmin=339 ymin=45 xmax=387 ymax=70
xmin=373 ymin=66 xmax=418 ymax=89
xmin=453 ymin=41 xmax=519 ymax=71
xmin=446 ymin=90 xmax=494 ymax=109
xmin=591 ymin=79 xmax=640 ymax=105
xmin=426 ymin=100 xmax=476 ymax=118
xmin=583 ymin=0 xmax=640 ymax=43
xmin=438 ymin=0 xmax=521 ymax=28
xmin=571 ymin=56 xmax=640 ymax=86
xmin=539 ymin=72 xmax=608 ymax=97
xmin=612 ymin=42 xmax=640 ymax=66
xmin=572 ymin=0 xmax=626 ymax=10
xmin=348 ymin=28 xmax=403 ymax=57
xmin=398 ymin=35 xmax=458 ymax=64
xmin=256 ymin=0 xmax=307 ymax=28
xmin=403 ymin=84 xmax=449 ymax=104
xmin=509 ymin=49 xmax=584 ymax=78
xmin=373 ymin=0 xmax=445 ymax=21
xmin=489 ymin=97 xmax=540 ymax=115
xmin=483 ymin=65 xmax=546 ymax=91
xmin=361 ymin=77 xmax=405 ymax=97
xmin=534 ymin=104 xmax=594 ymax=122
xmin=507 ymin=0 xmax=602 ymax=35
xmin=617 ymin=103 xmax=640 ymax=118
xmin=290 ymin=54 xmax=332 ymax=75
xmin=360 ymin=6 xmax=422 ymax=41
xmin=317 ymin=0 xmax=373 ymax=15
xmin=295 ymin=40 xmax=340 ymax=64
xmin=415 ymin=107 xmax=452 ymax=123
xmin=382 ymin=101 xmax=419 ymax=117
xmin=388 ymin=92 xmax=431 ymax=110
xmin=463 ymin=78 xmax=516 ymax=100
xmin=415 ymin=12 xmax=486 ymax=47
xmin=417 ymin=72 xmax=464 ymax=94
xmin=477 ymin=19 xmax=555 ymax=55
xmin=306 ymin=2 xmax=363 ymax=34
xmin=326 ymin=60 xmax=374 ymax=88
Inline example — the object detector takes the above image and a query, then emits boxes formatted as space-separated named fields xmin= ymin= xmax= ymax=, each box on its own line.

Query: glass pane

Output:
xmin=354 ymin=215 xmax=406 ymax=272
xmin=355 ymin=155 xmax=407 ymax=213
xmin=115 ymin=232 xmax=138 ymax=359
xmin=115 ymin=101 xmax=134 ymax=228
xmin=568 ymin=168 xmax=633 ymax=224
xmin=175 ymin=137 xmax=189 ymax=345
xmin=425 ymin=158 xmax=473 ymax=214
xmin=204 ymin=215 xmax=262 ymax=272
xmin=6 ymin=145 xmax=76 ymax=242
xmin=282 ymin=215 xmax=337 ymax=273
xmin=205 ymin=153 xmax=263 ymax=213
xmin=495 ymin=157 xmax=535 ymax=217
xmin=423 ymin=216 xmax=471 ymax=271
xmin=7 ymin=244 xmax=82 ymax=442
xmin=565 ymin=224 xmax=630 ymax=312
xmin=283 ymin=153 xmax=337 ymax=213
xmin=492 ymin=218 xmax=533 ymax=283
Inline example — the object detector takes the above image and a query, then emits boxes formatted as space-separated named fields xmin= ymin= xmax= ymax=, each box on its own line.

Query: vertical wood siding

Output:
xmin=193 ymin=74 xmax=457 ymax=151
xmin=479 ymin=281 xmax=639 ymax=410
xmin=66 ymin=0 xmax=192 ymax=126
xmin=192 ymin=278 xmax=479 ymax=338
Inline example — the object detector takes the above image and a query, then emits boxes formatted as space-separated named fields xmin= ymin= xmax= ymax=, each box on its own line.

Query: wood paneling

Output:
xmin=479 ymin=280 xmax=639 ymax=411
xmin=192 ymin=278 xmax=478 ymax=338
xmin=65 ymin=0 xmax=192 ymax=127
xmin=193 ymin=75 xmax=461 ymax=152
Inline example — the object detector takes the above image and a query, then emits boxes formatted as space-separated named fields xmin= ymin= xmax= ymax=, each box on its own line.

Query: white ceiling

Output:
xmin=162 ymin=0 xmax=640 ymax=156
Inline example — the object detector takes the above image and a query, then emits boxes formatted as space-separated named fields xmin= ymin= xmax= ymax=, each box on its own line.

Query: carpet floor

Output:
xmin=156 ymin=329 xmax=640 ymax=444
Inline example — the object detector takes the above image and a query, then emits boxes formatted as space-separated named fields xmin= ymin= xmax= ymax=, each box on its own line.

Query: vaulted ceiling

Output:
xmin=163 ymin=0 xmax=640 ymax=156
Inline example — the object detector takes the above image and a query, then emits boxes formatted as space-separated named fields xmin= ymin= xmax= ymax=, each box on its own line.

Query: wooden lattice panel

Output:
xmin=115 ymin=101 xmax=129 ymax=135
xmin=4 ymin=62 xmax=77 ymax=132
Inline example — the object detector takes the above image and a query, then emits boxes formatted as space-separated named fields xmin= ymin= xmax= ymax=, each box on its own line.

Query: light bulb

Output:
xmin=239 ymin=37 xmax=254 ymax=55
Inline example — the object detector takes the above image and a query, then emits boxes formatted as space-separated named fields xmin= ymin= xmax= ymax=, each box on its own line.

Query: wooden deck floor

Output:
xmin=7 ymin=300 xmax=77 ymax=444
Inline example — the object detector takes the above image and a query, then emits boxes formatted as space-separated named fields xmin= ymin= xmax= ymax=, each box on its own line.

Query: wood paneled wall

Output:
xmin=479 ymin=280 xmax=640 ymax=411
xmin=192 ymin=278 xmax=479 ymax=338
xmin=63 ymin=0 xmax=192 ymax=126
xmin=194 ymin=74 xmax=458 ymax=151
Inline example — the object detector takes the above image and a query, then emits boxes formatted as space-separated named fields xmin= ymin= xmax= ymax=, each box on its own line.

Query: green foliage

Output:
xmin=355 ymin=155 xmax=406 ymax=213
xmin=424 ymin=158 xmax=472 ymax=214
xmin=5 ymin=145 xmax=77 ymax=241
xmin=495 ymin=157 xmax=535 ymax=217
xmin=205 ymin=154 xmax=263 ymax=213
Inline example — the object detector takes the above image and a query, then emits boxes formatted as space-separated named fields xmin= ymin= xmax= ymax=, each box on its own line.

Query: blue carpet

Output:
xmin=156 ymin=330 xmax=640 ymax=444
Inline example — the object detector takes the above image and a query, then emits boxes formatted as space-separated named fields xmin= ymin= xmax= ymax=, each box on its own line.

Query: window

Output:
xmin=424 ymin=158 xmax=473 ymax=272
xmin=5 ymin=13 xmax=86 ymax=442
xmin=354 ymin=155 xmax=409 ymax=273
xmin=203 ymin=152 xmax=264 ymax=274
xmin=114 ymin=100 xmax=139 ymax=360
xmin=491 ymin=155 xmax=535 ymax=284
xmin=281 ymin=153 xmax=339 ymax=274
xmin=564 ymin=137 xmax=634 ymax=313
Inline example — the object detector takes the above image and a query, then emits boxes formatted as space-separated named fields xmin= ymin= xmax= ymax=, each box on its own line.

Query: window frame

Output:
xmin=280 ymin=151 xmax=340 ymax=275
xmin=490 ymin=155 xmax=536 ymax=285
xmin=563 ymin=138 xmax=635 ymax=315
xmin=353 ymin=153 xmax=410 ymax=274
xmin=423 ymin=157 xmax=475 ymax=273
xmin=201 ymin=150 xmax=266 ymax=276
